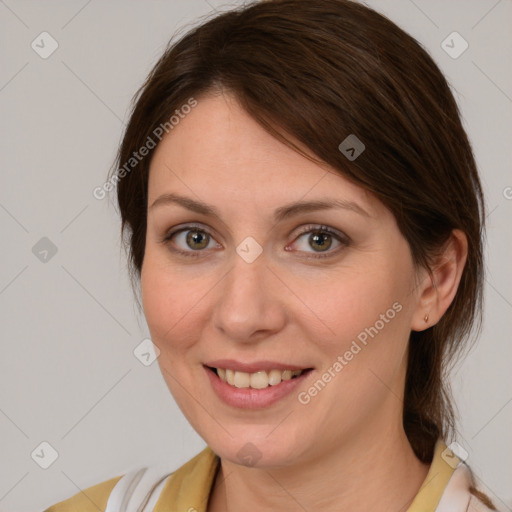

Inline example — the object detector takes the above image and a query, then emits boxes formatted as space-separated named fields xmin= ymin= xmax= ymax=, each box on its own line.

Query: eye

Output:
xmin=162 ymin=223 xmax=349 ymax=259
xmin=287 ymin=225 xmax=349 ymax=258
xmin=163 ymin=225 xmax=221 ymax=257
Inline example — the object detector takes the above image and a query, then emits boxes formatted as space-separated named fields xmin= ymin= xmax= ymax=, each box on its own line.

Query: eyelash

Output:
xmin=161 ymin=223 xmax=349 ymax=259
xmin=287 ymin=224 xmax=349 ymax=259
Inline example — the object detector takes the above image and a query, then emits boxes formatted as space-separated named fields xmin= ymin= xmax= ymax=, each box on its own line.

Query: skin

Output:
xmin=141 ymin=91 xmax=468 ymax=511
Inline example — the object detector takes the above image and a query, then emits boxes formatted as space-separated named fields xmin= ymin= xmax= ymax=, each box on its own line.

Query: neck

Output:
xmin=208 ymin=418 xmax=429 ymax=512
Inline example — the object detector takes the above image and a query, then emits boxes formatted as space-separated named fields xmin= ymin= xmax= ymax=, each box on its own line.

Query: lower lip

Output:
xmin=204 ymin=366 xmax=312 ymax=409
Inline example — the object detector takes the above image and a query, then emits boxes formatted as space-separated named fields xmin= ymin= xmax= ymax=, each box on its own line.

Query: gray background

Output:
xmin=0 ymin=1 xmax=510 ymax=510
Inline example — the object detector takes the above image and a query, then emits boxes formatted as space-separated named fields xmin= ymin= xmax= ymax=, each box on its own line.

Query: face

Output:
xmin=142 ymin=91 xmax=423 ymax=468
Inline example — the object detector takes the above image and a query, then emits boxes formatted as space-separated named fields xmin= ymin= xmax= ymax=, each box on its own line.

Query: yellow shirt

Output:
xmin=44 ymin=439 xmax=488 ymax=511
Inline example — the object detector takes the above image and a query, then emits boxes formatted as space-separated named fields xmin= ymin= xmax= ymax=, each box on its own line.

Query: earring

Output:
xmin=424 ymin=313 xmax=429 ymax=323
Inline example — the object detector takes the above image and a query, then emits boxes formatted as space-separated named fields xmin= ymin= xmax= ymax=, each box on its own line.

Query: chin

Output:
xmin=200 ymin=424 xmax=308 ymax=469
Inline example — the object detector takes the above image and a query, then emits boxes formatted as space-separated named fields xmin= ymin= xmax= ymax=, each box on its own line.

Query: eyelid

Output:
xmin=160 ymin=223 xmax=221 ymax=258
xmin=161 ymin=222 xmax=213 ymax=241
xmin=287 ymin=224 xmax=350 ymax=258
xmin=291 ymin=223 xmax=350 ymax=243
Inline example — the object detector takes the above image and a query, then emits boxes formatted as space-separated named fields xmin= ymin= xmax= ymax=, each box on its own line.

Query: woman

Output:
xmin=45 ymin=0 xmax=495 ymax=510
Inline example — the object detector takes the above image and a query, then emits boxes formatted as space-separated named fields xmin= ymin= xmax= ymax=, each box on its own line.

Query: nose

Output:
xmin=212 ymin=253 xmax=287 ymax=343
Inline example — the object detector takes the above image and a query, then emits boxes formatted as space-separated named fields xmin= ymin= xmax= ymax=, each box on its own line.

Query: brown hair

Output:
xmin=112 ymin=0 xmax=485 ymax=474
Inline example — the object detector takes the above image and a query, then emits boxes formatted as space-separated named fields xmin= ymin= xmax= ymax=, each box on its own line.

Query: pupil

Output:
xmin=310 ymin=232 xmax=331 ymax=251
xmin=187 ymin=230 xmax=208 ymax=249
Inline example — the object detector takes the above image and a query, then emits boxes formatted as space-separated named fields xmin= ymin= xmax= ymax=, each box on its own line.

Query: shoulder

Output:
xmin=43 ymin=447 xmax=219 ymax=512
xmin=43 ymin=475 xmax=123 ymax=512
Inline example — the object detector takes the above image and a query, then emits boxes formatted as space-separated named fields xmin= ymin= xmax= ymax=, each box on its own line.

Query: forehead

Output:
xmin=147 ymin=92 xmax=378 ymax=217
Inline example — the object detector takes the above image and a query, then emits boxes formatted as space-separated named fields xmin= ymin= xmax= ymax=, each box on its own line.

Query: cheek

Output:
xmin=296 ymin=285 xmax=412 ymax=433
xmin=320 ymin=268 xmax=413 ymax=395
xmin=299 ymin=251 xmax=415 ymax=379
xmin=300 ymin=267 xmax=410 ymax=345
xmin=141 ymin=252 xmax=208 ymax=413
xmin=141 ymin=250 xmax=203 ymax=352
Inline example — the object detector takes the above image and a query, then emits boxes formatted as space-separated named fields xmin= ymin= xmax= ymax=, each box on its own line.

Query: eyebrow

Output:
xmin=150 ymin=193 xmax=370 ymax=221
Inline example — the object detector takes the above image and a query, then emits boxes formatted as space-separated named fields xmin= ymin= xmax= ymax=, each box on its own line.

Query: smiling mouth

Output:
xmin=206 ymin=366 xmax=313 ymax=389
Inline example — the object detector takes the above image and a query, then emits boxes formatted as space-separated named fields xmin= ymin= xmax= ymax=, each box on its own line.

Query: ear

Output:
xmin=411 ymin=229 xmax=468 ymax=331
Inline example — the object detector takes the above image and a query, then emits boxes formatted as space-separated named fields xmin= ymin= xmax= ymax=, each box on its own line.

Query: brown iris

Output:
xmin=309 ymin=232 xmax=332 ymax=252
xmin=186 ymin=230 xmax=209 ymax=250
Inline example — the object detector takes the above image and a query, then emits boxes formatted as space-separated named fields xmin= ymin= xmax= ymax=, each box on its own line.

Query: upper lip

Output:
xmin=204 ymin=359 xmax=312 ymax=373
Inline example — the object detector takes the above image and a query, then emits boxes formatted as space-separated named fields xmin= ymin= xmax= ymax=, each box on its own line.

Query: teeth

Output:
xmin=268 ymin=369 xmax=282 ymax=386
xmin=250 ymin=371 xmax=269 ymax=389
xmin=282 ymin=370 xmax=292 ymax=381
xmin=215 ymin=368 xmax=305 ymax=389
xmin=233 ymin=371 xmax=250 ymax=388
